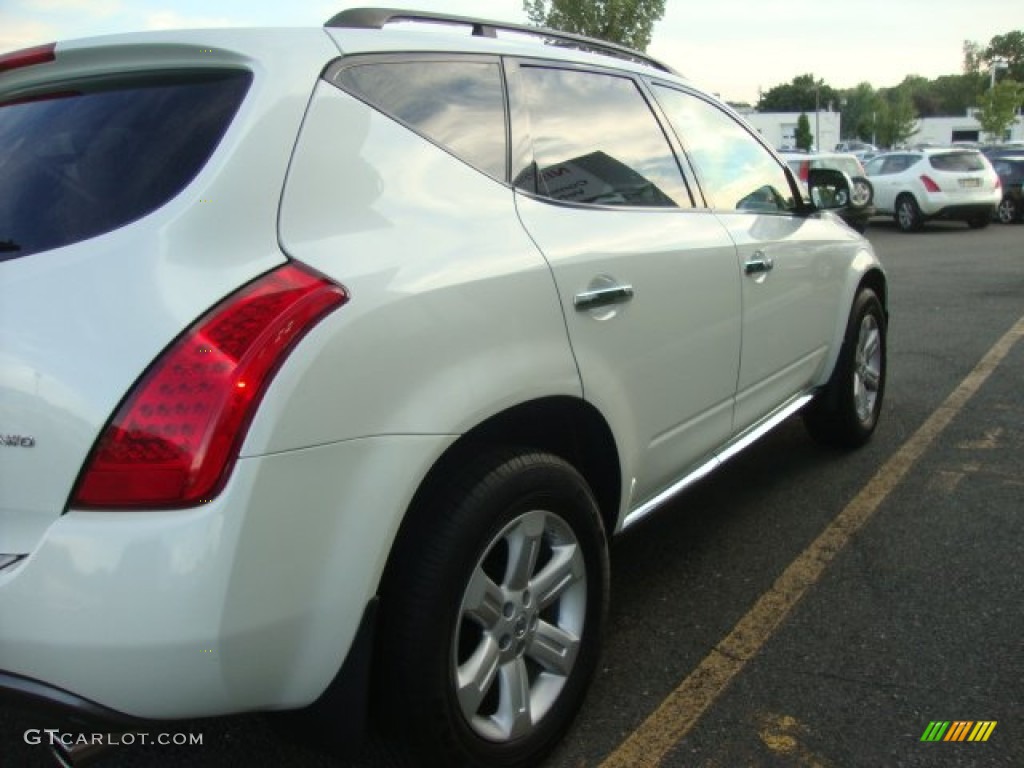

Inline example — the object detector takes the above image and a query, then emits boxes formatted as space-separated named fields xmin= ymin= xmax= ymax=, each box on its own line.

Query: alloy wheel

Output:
xmin=853 ymin=314 xmax=882 ymax=423
xmin=453 ymin=508 xmax=587 ymax=742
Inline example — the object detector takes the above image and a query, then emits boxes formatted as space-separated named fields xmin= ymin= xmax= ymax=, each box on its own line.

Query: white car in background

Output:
xmin=863 ymin=148 xmax=1001 ymax=232
xmin=0 ymin=8 xmax=886 ymax=767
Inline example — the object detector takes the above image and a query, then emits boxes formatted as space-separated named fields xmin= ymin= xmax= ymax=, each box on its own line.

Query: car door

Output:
xmin=864 ymin=154 xmax=911 ymax=212
xmin=508 ymin=62 xmax=741 ymax=511
xmin=650 ymin=85 xmax=849 ymax=432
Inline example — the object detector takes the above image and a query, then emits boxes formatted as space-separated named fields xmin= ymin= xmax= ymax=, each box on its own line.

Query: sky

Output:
xmin=1 ymin=0 xmax=1020 ymax=104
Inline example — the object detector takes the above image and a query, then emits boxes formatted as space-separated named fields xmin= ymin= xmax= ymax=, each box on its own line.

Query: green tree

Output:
xmin=898 ymin=74 xmax=942 ymax=117
xmin=975 ymin=79 xmax=1024 ymax=140
xmin=984 ymin=31 xmax=1024 ymax=82
xmin=963 ymin=39 xmax=985 ymax=75
xmin=875 ymin=89 xmax=919 ymax=147
xmin=838 ymin=82 xmax=881 ymax=141
xmin=523 ymin=0 xmax=666 ymax=51
xmin=757 ymin=73 xmax=839 ymax=113
xmin=794 ymin=113 xmax=813 ymax=150
xmin=930 ymin=73 xmax=986 ymax=116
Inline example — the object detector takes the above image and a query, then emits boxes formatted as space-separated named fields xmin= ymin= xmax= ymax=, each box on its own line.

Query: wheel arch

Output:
xmin=816 ymin=259 xmax=888 ymax=390
xmin=392 ymin=396 xmax=622 ymax=560
xmin=858 ymin=267 xmax=888 ymax=318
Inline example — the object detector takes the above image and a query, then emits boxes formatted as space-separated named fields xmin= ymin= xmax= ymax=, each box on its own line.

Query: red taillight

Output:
xmin=72 ymin=263 xmax=348 ymax=509
xmin=799 ymin=161 xmax=809 ymax=182
xmin=920 ymin=175 xmax=941 ymax=193
xmin=0 ymin=43 xmax=56 ymax=74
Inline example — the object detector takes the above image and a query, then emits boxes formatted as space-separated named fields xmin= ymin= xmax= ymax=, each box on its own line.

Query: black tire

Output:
xmin=804 ymin=288 xmax=887 ymax=449
xmin=377 ymin=450 xmax=608 ymax=767
xmin=996 ymin=197 xmax=1018 ymax=224
xmin=967 ymin=214 xmax=991 ymax=229
xmin=895 ymin=194 xmax=923 ymax=232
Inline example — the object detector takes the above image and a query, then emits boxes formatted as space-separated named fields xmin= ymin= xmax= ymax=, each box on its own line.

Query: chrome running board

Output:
xmin=621 ymin=392 xmax=815 ymax=530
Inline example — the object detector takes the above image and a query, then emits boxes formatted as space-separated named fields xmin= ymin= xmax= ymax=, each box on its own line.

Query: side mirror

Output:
xmin=807 ymin=168 xmax=873 ymax=211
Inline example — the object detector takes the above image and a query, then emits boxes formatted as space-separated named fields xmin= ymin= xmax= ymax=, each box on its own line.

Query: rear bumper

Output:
xmin=0 ymin=670 xmax=146 ymax=730
xmin=2 ymin=597 xmax=379 ymax=755
xmin=924 ymin=202 xmax=997 ymax=221
xmin=0 ymin=435 xmax=444 ymax=720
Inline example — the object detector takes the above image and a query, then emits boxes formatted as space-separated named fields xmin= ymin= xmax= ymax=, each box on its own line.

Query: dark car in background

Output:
xmin=991 ymin=156 xmax=1024 ymax=223
xmin=982 ymin=143 xmax=1024 ymax=161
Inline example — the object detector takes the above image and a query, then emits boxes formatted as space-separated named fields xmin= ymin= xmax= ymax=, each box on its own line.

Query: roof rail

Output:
xmin=324 ymin=7 xmax=677 ymax=75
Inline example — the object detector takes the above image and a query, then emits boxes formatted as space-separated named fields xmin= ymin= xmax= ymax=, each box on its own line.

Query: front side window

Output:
xmin=652 ymin=85 xmax=794 ymax=213
xmin=0 ymin=71 xmax=251 ymax=260
xmin=516 ymin=67 xmax=691 ymax=208
xmin=335 ymin=60 xmax=507 ymax=180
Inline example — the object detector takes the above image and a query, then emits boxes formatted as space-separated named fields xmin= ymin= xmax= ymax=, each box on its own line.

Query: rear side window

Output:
xmin=335 ymin=60 xmax=507 ymax=180
xmin=0 ymin=71 xmax=250 ymax=260
xmin=929 ymin=152 xmax=986 ymax=172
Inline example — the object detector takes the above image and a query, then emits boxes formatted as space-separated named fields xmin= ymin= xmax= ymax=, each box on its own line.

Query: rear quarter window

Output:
xmin=0 ymin=70 xmax=251 ymax=260
xmin=333 ymin=59 xmax=507 ymax=180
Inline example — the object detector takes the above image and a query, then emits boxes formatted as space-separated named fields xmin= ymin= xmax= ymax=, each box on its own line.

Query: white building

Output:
xmin=912 ymin=110 xmax=1024 ymax=145
xmin=739 ymin=110 xmax=842 ymax=151
xmin=736 ymin=107 xmax=1024 ymax=152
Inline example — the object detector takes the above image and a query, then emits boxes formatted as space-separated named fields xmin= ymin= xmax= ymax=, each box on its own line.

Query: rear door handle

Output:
xmin=573 ymin=285 xmax=635 ymax=311
xmin=744 ymin=251 xmax=774 ymax=275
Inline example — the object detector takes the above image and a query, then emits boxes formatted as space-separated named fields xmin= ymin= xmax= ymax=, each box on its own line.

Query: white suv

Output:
xmin=0 ymin=9 xmax=886 ymax=767
xmin=864 ymin=148 xmax=1002 ymax=232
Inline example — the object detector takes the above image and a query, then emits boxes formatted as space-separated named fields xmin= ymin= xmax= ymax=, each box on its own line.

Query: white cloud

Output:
xmin=145 ymin=10 xmax=234 ymax=31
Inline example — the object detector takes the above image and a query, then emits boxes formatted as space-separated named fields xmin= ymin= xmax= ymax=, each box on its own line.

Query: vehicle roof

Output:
xmin=869 ymin=147 xmax=986 ymax=157
xmin=326 ymin=25 xmax=684 ymax=80
xmin=14 ymin=22 xmax=689 ymax=85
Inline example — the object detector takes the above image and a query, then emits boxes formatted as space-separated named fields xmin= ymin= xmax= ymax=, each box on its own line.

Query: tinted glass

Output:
xmin=338 ymin=61 xmax=506 ymax=179
xmin=993 ymin=159 xmax=1024 ymax=181
xmin=0 ymin=71 xmax=251 ymax=260
xmin=517 ymin=67 xmax=690 ymax=208
xmin=652 ymin=85 xmax=794 ymax=213
xmin=929 ymin=152 xmax=986 ymax=172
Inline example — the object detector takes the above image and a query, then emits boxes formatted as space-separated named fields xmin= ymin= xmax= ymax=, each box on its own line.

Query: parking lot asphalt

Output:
xmin=598 ymin=314 xmax=1024 ymax=768
xmin=4 ymin=220 xmax=1022 ymax=767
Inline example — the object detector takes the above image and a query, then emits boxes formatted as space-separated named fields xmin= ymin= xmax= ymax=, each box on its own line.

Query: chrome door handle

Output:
xmin=573 ymin=284 xmax=635 ymax=311
xmin=744 ymin=251 xmax=774 ymax=275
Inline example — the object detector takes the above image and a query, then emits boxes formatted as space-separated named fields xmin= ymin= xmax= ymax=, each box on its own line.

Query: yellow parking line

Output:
xmin=600 ymin=313 xmax=1024 ymax=768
